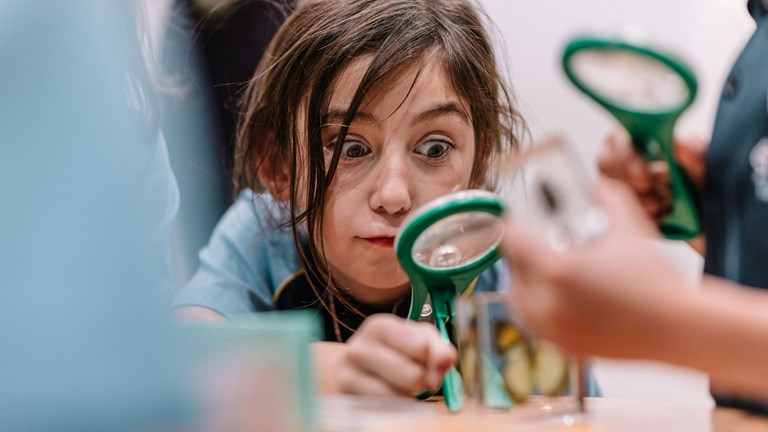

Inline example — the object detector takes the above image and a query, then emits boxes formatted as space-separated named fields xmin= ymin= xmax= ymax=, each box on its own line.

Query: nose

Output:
xmin=369 ymin=153 xmax=412 ymax=215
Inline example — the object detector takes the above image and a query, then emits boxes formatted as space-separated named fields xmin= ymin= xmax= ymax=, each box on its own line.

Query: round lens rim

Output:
xmin=562 ymin=36 xmax=697 ymax=117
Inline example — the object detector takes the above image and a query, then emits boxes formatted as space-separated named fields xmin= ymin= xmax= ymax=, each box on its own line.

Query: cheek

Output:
xmin=318 ymin=185 xmax=348 ymax=242
xmin=423 ymin=151 xmax=475 ymax=192
xmin=444 ymin=134 xmax=477 ymax=187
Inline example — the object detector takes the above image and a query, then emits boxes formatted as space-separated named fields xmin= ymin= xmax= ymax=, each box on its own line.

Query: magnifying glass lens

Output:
xmin=412 ymin=212 xmax=504 ymax=270
xmin=570 ymin=49 xmax=689 ymax=111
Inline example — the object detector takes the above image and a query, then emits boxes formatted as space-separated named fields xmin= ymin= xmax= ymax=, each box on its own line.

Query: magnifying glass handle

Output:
xmin=622 ymin=116 xmax=701 ymax=240
xmin=430 ymin=287 xmax=464 ymax=412
xmin=661 ymin=159 xmax=700 ymax=239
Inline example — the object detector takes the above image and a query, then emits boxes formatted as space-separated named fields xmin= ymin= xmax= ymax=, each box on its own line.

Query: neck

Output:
xmin=336 ymin=282 xmax=411 ymax=310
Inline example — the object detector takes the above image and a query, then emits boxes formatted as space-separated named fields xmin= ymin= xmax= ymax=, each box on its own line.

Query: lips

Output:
xmin=363 ymin=236 xmax=395 ymax=247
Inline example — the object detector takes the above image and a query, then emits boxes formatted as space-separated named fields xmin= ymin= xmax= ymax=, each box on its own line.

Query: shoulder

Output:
xmin=210 ymin=189 xmax=298 ymax=247
xmin=173 ymin=190 xmax=302 ymax=316
xmin=211 ymin=189 xmax=300 ymax=281
xmin=222 ymin=189 xmax=288 ymax=234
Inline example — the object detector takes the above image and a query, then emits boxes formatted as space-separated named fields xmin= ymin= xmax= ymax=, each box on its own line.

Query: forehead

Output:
xmin=325 ymin=55 xmax=470 ymax=122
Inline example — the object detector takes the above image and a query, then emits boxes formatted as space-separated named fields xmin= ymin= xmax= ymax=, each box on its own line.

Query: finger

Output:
xmin=623 ymin=157 xmax=654 ymax=192
xmin=654 ymin=201 xmax=673 ymax=225
xmin=635 ymin=190 xmax=672 ymax=225
xmin=355 ymin=315 xmax=458 ymax=391
xmin=599 ymin=130 xmax=658 ymax=194
xmin=647 ymin=164 xmax=673 ymax=220
xmin=651 ymin=184 xmax=673 ymax=212
xmin=345 ymin=333 xmax=431 ymax=395
xmin=424 ymin=335 xmax=459 ymax=390
xmin=336 ymin=364 xmax=404 ymax=397
xmin=598 ymin=128 xmax=633 ymax=179
xmin=648 ymin=161 xmax=671 ymax=186
xmin=638 ymin=194 xmax=665 ymax=221
xmin=365 ymin=315 xmax=453 ymax=366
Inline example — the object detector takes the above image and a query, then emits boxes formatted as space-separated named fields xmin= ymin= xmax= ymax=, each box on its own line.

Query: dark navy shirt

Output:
xmin=702 ymin=0 xmax=768 ymax=414
xmin=704 ymin=0 xmax=768 ymax=286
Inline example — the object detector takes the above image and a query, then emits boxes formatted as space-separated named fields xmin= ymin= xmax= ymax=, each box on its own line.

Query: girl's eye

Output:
xmin=415 ymin=139 xmax=451 ymax=159
xmin=340 ymin=140 xmax=372 ymax=159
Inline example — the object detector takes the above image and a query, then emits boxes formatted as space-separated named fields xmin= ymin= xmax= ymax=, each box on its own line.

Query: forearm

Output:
xmin=652 ymin=279 xmax=768 ymax=401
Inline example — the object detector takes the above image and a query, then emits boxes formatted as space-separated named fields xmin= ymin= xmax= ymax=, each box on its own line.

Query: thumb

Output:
xmin=425 ymin=338 xmax=457 ymax=390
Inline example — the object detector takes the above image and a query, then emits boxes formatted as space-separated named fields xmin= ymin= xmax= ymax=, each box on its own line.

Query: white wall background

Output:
xmin=478 ymin=0 xmax=756 ymax=406
xmin=479 ymin=0 xmax=754 ymax=164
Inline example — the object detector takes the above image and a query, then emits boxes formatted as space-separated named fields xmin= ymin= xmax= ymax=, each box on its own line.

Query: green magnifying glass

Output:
xmin=562 ymin=36 xmax=700 ymax=240
xmin=395 ymin=190 xmax=506 ymax=412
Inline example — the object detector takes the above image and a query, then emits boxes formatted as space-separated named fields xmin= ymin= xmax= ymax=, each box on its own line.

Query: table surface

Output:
xmin=318 ymin=396 xmax=768 ymax=432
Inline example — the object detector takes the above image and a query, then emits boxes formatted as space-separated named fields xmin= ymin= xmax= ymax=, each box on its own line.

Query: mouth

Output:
xmin=363 ymin=236 xmax=395 ymax=248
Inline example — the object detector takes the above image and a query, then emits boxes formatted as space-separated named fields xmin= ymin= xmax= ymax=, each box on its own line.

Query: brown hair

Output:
xmin=233 ymin=0 xmax=526 ymax=324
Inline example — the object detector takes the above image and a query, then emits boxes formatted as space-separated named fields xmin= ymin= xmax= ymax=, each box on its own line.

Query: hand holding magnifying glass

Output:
xmin=395 ymin=190 xmax=506 ymax=412
xmin=562 ymin=36 xmax=700 ymax=240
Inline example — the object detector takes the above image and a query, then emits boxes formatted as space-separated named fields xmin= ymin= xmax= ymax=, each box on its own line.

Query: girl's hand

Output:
xmin=314 ymin=314 xmax=457 ymax=397
xmin=598 ymin=128 xmax=708 ymax=225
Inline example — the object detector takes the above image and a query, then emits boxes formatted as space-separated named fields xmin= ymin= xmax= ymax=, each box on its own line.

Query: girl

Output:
xmin=173 ymin=0 xmax=525 ymax=397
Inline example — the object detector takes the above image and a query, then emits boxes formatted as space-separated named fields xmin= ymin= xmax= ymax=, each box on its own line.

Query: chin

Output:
xmin=329 ymin=260 xmax=410 ymax=294
xmin=359 ymin=271 xmax=409 ymax=291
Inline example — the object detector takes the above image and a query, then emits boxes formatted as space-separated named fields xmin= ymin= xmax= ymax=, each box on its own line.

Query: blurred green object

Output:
xmin=562 ymin=36 xmax=700 ymax=240
xmin=181 ymin=311 xmax=320 ymax=431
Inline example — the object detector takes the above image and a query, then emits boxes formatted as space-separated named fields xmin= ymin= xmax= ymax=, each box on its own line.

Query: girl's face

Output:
xmin=319 ymin=58 xmax=476 ymax=305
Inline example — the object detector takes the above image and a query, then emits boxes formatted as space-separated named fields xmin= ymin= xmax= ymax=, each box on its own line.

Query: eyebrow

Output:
xmin=412 ymin=102 xmax=470 ymax=126
xmin=322 ymin=102 xmax=470 ymax=127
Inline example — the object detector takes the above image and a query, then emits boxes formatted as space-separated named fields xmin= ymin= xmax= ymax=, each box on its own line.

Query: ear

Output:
xmin=257 ymin=141 xmax=291 ymax=201
xmin=258 ymin=158 xmax=290 ymax=201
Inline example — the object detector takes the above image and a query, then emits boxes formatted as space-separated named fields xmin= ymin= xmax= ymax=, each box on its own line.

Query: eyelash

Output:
xmin=339 ymin=139 xmax=370 ymax=159
xmin=414 ymin=138 xmax=454 ymax=160
xmin=325 ymin=136 xmax=456 ymax=161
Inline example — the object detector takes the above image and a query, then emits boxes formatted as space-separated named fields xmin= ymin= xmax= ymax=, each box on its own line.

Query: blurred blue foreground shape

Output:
xmin=0 ymin=3 xmax=319 ymax=431
xmin=0 ymin=2 xmax=190 ymax=430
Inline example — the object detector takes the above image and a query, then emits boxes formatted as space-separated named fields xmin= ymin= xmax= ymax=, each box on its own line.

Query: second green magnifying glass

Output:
xmin=395 ymin=190 xmax=506 ymax=412
xmin=562 ymin=36 xmax=700 ymax=240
